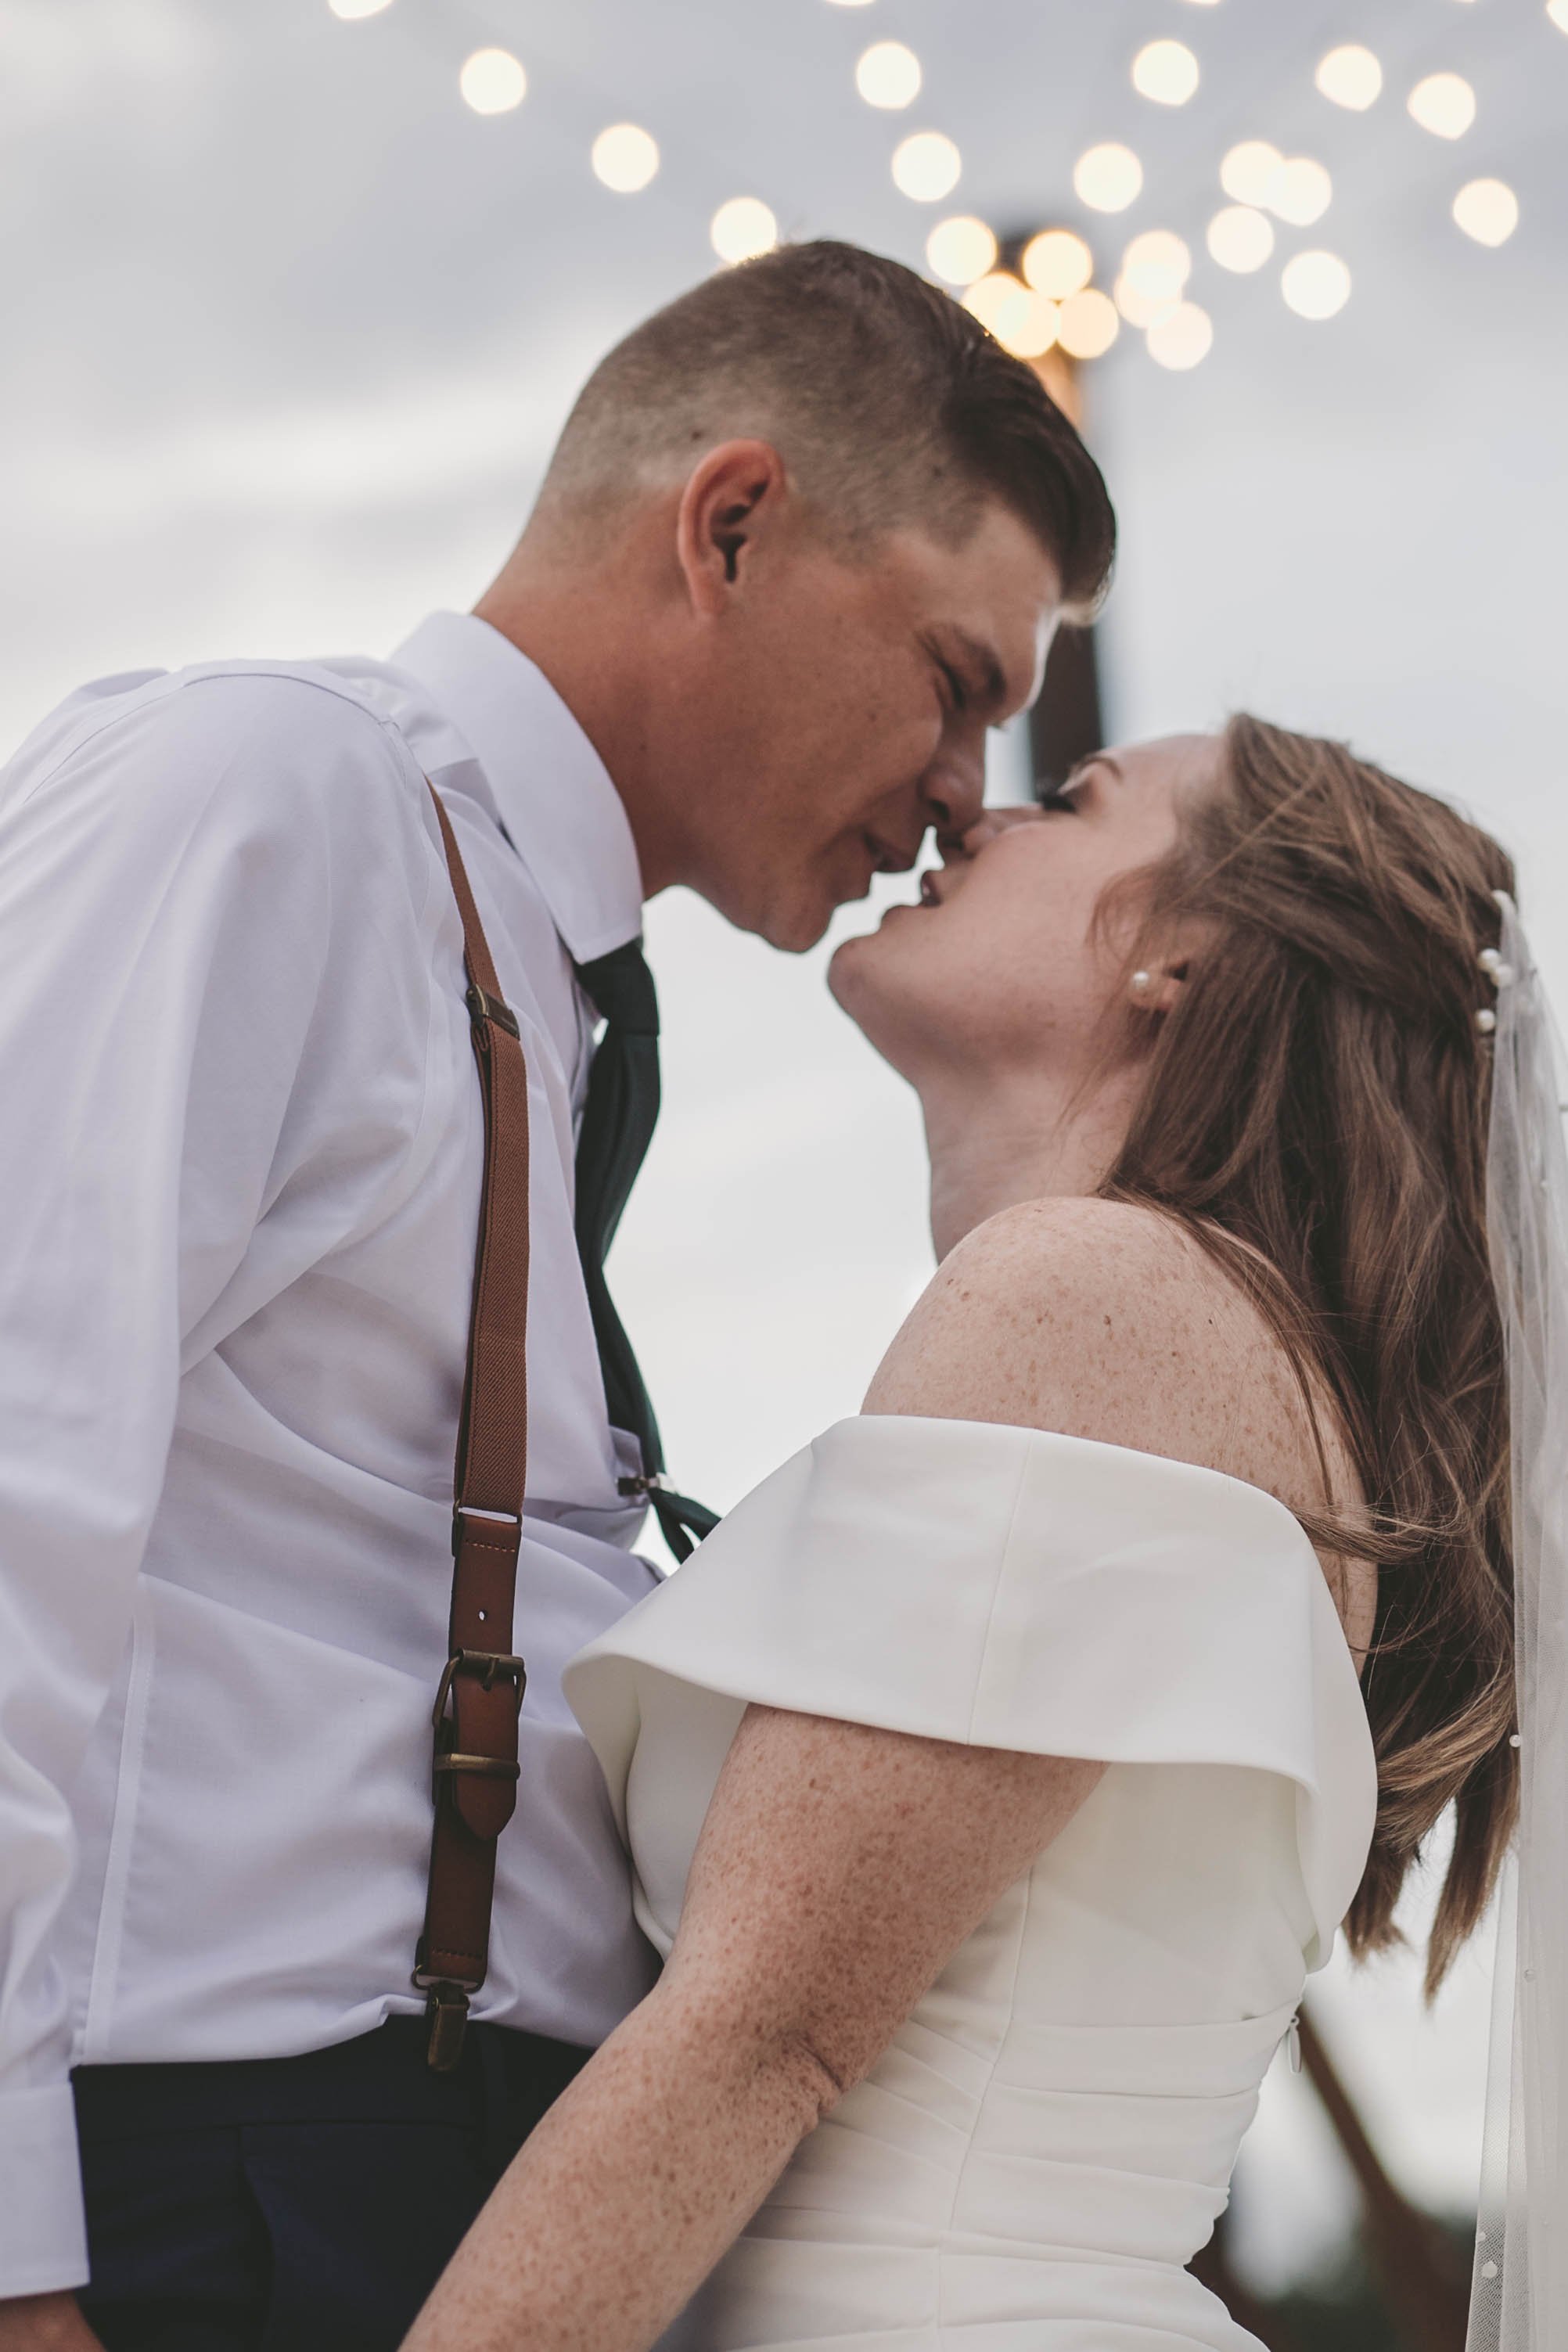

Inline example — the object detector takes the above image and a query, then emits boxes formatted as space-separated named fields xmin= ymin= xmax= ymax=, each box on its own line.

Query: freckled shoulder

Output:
xmin=863 ymin=1197 xmax=1354 ymax=1530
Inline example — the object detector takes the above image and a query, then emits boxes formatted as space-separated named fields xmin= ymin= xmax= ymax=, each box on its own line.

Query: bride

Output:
xmin=406 ymin=714 xmax=1523 ymax=2352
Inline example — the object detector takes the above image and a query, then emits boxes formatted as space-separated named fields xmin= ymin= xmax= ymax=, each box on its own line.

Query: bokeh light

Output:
xmin=925 ymin=215 xmax=997 ymax=285
xmin=329 ymin=0 xmax=393 ymax=16
xmin=1408 ymin=73 xmax=1477 ymax=138
xmin=855 ymin=41 xmax=922 ymax=110
xmin=592 ymin=124 xmax=660 ymax=192
xmin=1265 ymin=156 xmax=1332 ymax=227
xmin=459 ymin=48 xmax=527 ymax=114
xmin=1074 ymin=142 xmax=1143 ymax=213
xmin=1207 ymin=205 xmax=1275 ymax=273
xmin=710 ymin=197 xmax=779 ymax=264
xmin=1147 ymin=301 xmax=1214 ymax=371
xmin=1282 ymin=250 xmax=1351 ymax=320
xmin=1122 ymin=229 xmax=1192 ymax=304
xmin=962 ymin=274 xmax=1059 ymax=358
xmin=1221 ymin=140 xmax=1282 ymax=207
xmin=1113 ymin=273 xmax=1178 ymax=330
xmin=1057 ymin=289 xmax=1120 ymax=359
xmin=1131 ymin=39 xmax=1200 ymax=106
xmin=1021 ymin=229 xmax=1093 ymax=300
xmin=891 ymin=131 xmax=962 ymax=202
xmin=1315 ymin=45 xmax=1383 ymax=111
xmin=1453 ymin=178 xmax=1519 ymax=246
xmin=1552 ymin=0 xmax=1568 ymax=31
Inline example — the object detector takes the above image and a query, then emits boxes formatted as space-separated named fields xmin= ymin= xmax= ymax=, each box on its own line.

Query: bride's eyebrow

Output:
xmin=1064 ymin=752 xmax=1123 ymax=789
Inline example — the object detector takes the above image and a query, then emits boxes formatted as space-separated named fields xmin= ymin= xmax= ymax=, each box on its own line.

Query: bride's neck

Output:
xmin=919 ymin=1065 xmax=1141 ymax=1263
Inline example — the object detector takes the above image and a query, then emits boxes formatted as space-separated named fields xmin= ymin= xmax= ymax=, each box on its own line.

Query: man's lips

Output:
xmin=861 ymin=829 xmax=922 ymax=875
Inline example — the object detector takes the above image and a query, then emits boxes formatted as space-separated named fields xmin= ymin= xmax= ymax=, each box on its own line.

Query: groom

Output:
xmin=0 ymin=240 xmax=1113 ymax=2351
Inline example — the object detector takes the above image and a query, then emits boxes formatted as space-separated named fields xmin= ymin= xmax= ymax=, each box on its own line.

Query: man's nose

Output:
xmin=924 ymin=756 xmax=986 ymax=845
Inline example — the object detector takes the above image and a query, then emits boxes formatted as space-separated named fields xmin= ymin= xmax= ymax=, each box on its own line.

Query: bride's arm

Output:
xmin=403 ymin=1703 xmax=1102 ymax=2352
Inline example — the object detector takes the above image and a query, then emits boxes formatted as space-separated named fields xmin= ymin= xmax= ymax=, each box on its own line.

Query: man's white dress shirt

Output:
xmin=0 ymin=613 xmax=664 ymax=2296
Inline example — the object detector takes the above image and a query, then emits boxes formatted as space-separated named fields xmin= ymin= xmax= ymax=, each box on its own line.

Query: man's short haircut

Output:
xmin=532 ymin=240 xmax=1116 ymax=613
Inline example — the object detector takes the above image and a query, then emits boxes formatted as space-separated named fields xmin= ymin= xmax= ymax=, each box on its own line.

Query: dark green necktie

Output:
xmin=572 ymin=940 xmax=719 ymax=1564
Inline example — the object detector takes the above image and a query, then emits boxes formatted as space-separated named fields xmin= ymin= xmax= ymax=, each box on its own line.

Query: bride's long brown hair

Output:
xmin=1101 ymin=714 xmax=1516 ymax=1992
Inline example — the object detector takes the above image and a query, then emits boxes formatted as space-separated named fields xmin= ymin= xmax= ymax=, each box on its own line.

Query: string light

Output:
xmin=891 ymin=131 xmax=962 ymax=201
xmin=1408 ymin=73 xmax=1476 ymax=138
xmin=328 ymin=0 xmax=393 ymax=16
xmin=710 ymin=197 xmax=779 ymax=264
xmin=1131 ymin=39 xmax=1200 ymax=106
xmin=1453 ymin=178 xmax=1519 ymax=246
xmin=1021 ymin=229 xmax=1093 ymax=300
xmin=1282 ymin=250 xmax=1351 ymax=319
xmin=962 ymin=273 xmax=1059 ymax=358
xmin=1122 ymin=229 xmax=1192 ymax=304
xmin=459 ymin=49 xmax=527 ymax=114
xmin=1265 ymin=156 xmax=1332 ymax=227
xmin=1147 ymin=301 xmax=1214 ymax=370
xmin=855 ymin=41 xmax=921 ymax=109
xmin=1057 ymin=289 xmax=1120 ymax=358
xmin=1221 ymin=141 xmax=1282 ymax=206
xmin=1315 ymin=45 xmax=1383 ymax=111
xmin=592 ymin=124 xmax=660 ymax=192
xmin=1074 ymin=142 xmax=1143 ymax=212
xmin=1207 ymin=205 xmax=1274 ymax=272
xmin=925 ymin=215 xmax=997 ymax=284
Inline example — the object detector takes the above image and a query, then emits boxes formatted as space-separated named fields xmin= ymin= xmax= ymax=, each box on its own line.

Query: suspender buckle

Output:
xmin=464 ymin=982 xmax=520 ymax=1039
xmin=617 ymin=1472 xmax=669 ymax=1498
xmin=432 ymin=1649 xmax=528 ymax=1728
xmin=451 ymin=1501 xmax=523 ymax=1559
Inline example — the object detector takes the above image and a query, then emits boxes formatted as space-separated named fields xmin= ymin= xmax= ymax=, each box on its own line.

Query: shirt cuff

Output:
xmin=0 ymin=2084 xmax=89 ymax=2296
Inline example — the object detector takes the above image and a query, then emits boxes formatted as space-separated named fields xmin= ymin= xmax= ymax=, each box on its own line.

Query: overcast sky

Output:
xmin=5 ymin=0 xmax=1565 ymax=2290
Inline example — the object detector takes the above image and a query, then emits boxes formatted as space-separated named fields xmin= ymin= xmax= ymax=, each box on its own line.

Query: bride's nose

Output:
xmin=956 ymin=805 xmax=1049 ymax=857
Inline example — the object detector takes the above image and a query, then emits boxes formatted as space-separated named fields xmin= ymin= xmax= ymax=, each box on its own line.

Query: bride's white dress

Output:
xmin=566 ymin=1415 xmax=1376 ymax=2351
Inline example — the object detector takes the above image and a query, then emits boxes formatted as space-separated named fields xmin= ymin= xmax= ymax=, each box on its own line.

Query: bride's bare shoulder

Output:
xmin=864 ymin=1197 xmax=1345 ymax=1516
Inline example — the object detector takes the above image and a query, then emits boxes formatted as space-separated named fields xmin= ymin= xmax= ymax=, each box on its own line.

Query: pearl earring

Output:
xmin=1129 ymin=970 xmax=1153 ymax=1000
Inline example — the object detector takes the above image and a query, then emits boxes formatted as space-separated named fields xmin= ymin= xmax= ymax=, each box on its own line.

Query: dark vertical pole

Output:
xmin=1029 ymin=621 xmax=1105 ymax=794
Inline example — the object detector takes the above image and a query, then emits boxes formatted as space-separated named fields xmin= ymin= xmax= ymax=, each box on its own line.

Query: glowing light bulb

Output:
xmin=963 ymin=273 xmax=1059 ymax=357
xmin=1074 ymin=142 xmax=1143 ymax=213
xmin=891 ymin=131 xmax=962 ymax=201
xmin=592 ymin=124 xmax=660 ymax=192
xmin=1264 ymin=156 xmax=1332 ymax=226
xmin=1021 ymin=229 xmax=1094 ymax=300
xmin=1282 ymin=250 xmax=1351 ymax=320
xmin=1207 ymin=205 xmax=1274 ymax=273
xmin=1132 ymin=39 xmax=1200 ymax=106
xmin=1551 ymin=1 xmax=1568 ymax=31
xmin=1056 ymin=288 xmax=1120 ymax=359
xmin=855 ymin=41 xmax=921 ymax=108
xmin=1147 ymin=301 xmax=1213 ymax=370
xmin=1453 ymin=178 xmax=1519 ymax=246
xmin=710 ymin=197 xmax=779 ymax=264
xmin=926 ymin=216 xmax=997 ymax=285
xmin=329 ymin=0 xmax=393 ymax=16
xmin=1408 ymin=73 xmax=1476 ymax=138
xmin=1221 ymin=141 xmax=1282 ymax=206
xmin=459 ymin=48 xmax=527 ymax=114
xmin=1121 ymin=229 xmax=1192 ymax=304
xmin=823 ymin=0 xmax=875 ymax=7
xmin=1315 ymin=45 xmax=1383 ymax=110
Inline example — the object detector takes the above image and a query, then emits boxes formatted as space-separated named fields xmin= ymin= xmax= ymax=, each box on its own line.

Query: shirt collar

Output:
xmin=391 ymin=610 xmax=644 ymax=966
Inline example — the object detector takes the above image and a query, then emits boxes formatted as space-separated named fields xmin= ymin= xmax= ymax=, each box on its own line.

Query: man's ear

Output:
xmin=674 ymin=440 xmax=789 ymax=615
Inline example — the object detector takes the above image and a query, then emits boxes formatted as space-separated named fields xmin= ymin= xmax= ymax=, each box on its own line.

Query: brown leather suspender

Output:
xmin=415 ymin=786 xmax=532 ymax=2071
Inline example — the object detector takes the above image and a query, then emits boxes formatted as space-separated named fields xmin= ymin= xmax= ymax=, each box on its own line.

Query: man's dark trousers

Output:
xmin=73 ymin=2016 xmax=590 ymax=2351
